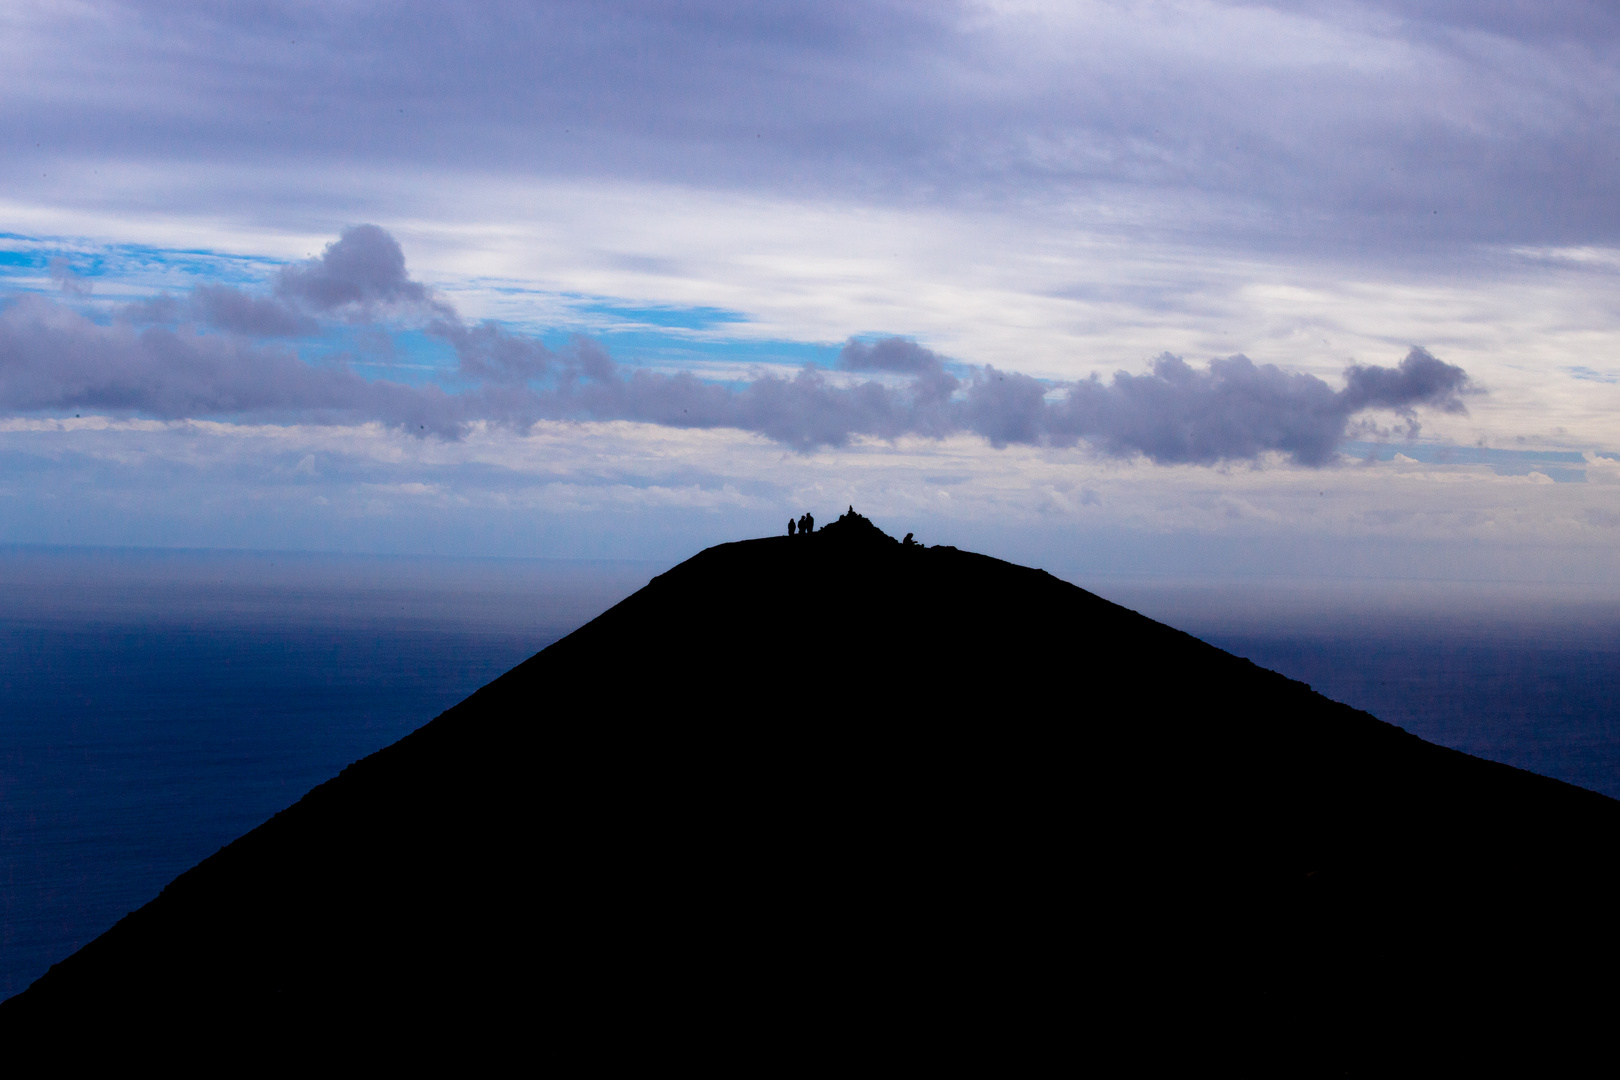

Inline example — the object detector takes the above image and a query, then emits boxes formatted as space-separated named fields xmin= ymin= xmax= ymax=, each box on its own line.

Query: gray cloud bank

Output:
xmin=1 ymin=226 xmax=1470 ymax=465
xmin=453 ymin=332 xmax=1466 ymax=464
xmin=0 ymin=295 xmax=464 ymax=435
xmin=7 ymin=2 xmax=1620 ymax=255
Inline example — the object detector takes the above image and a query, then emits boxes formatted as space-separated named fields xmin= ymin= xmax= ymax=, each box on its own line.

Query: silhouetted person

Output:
xmin=903 ymin=533 xmax=916 ymax=547
xmin=803 ymin=513 xmax=814 ymax=534
xmin=788 ymin=518 xmax=796 ymax=537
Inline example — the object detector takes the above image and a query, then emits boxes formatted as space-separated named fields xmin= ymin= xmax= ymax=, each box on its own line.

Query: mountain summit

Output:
xmin=813 ymin=504 xmax=895 ymax=542
xmin=6 ymin=518 xmax=1618 ymax=1067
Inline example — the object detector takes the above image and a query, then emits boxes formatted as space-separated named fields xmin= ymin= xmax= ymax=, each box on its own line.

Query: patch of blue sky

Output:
xmin=0 ymin=235 xmax=283 ymax=294
xmin=1343 ymin=441 xmax=1588 ymax=482
xmin=590 ymin=330 xmax=837 ymax=378
xmin=444 ymin=288 xmax=754 ymax=336
xmin=295 ymin=328 xmax=460 ymax=389
xmin=581 ymin=320 xmax=976 ymax=382
xmin=445 ymin=290 xmax=843 ymax=376
xmin=574 ymin=300 xmax=752 ymax=334
xmin=82 ymin=243 xmax=282 ymax=289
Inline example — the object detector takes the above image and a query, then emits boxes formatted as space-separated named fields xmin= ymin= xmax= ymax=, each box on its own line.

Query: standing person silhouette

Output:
xmin=803 ymin=512 xmax=814 ymax=534
xmin=788 ymin=518 xmax=796 ymax=537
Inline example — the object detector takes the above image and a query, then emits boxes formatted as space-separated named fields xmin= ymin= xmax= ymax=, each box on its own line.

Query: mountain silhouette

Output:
xmin=6 ymin=510 xmax=1618 ymax=1069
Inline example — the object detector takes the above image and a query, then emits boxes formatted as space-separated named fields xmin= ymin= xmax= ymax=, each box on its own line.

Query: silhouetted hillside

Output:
xmin=6 ymin=511 xmax=1618 ymax=1069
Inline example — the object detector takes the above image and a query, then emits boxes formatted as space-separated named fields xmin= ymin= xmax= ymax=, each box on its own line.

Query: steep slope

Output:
xmin=5 ymin=511 xmax=1618 ymax=1068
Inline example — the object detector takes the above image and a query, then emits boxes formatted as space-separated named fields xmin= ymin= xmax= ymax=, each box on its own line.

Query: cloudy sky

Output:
xmin=2 ymin=0 xmax=1618 ymax=580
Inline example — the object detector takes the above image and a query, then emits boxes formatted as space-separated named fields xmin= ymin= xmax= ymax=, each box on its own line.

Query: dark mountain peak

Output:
xmin=6 ymin=530 xmax=1620 ymax=1068
xmin=811 ymin=505 xmax=896 ymax=545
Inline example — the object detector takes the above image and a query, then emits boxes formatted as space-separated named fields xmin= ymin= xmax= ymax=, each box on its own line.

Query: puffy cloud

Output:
xmin=1340 ymin=347 xmax=1470 ymax=415
xmin=839 ymin=337 xmax=942 ymax=375
xmin=190 ymin=284 xmax=319 ymax=337
xmin=1043 ymin=354 xmax=1351 ymax=466
xmin=120 ymin=293 xmax=184 ymax=325
xmin=1009 ymin=350 xmax=1468 ymax=466
xmin=275 ymin=225 xmax=445 ymax=319
xmin=0 ymin=295 xmax=464 ymax=436
xmin=0 ymin=290 xmax=1475 ymax=464
xmin=120 ymin=226 xmax=442 ymax=337
xmin=433 ymin=328 xmax=961 ymax=450
xmin=122 ymin=285 xmax=316 ymax=338
xmin=431 ymin=321 xmax=1467 ymax=463
xmin=3 ymin=226 xmax=1477 ymax=465
xmin=961 ymin=367 xmax=1050 ymax=449
xmin=432 ymin=318 xmax=557 ymax=385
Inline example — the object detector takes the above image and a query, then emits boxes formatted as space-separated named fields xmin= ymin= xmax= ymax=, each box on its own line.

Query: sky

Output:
xmin=2 ymin=0 xmax=1618 ymax=581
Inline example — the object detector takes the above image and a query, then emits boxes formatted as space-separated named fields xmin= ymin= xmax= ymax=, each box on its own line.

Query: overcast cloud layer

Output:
xmin=5 ymin=1 xmax=1620 ymax=253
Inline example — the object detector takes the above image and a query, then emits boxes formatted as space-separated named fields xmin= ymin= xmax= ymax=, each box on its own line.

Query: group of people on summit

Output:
xmin=788 ymin=512 xmax=814 ymax=536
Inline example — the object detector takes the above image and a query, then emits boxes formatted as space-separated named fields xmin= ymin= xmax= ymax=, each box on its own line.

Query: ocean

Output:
xmin=4 ymin=547 xmax=1619 ymax=1000
xmin=0 ymin=546 xmax=658 ymax=1000
xmin=1091 ymin=576 xmax=1620 ymax=801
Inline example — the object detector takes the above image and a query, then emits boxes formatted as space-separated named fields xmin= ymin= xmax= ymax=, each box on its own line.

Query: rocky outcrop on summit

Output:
xmin=814 ymin=505 xmax=896 ymax=543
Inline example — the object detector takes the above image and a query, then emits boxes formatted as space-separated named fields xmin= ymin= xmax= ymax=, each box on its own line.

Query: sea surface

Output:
xmin=4 ymin=548 xmax=1620 ymax=1000
xmin=0 ymin=546 xmax=660 ymax=1000
xmin=1088 ymin=575 xmax=1620 ymax=801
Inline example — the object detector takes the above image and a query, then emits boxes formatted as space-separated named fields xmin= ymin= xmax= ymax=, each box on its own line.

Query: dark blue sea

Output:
xmin=1093 ymin=575 xmax=1620 ymax=800
xmin=4 ymin=549 xmax=1620 ymax=1000
xmin=0 ymin=547 xmax=658 ymax=1000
